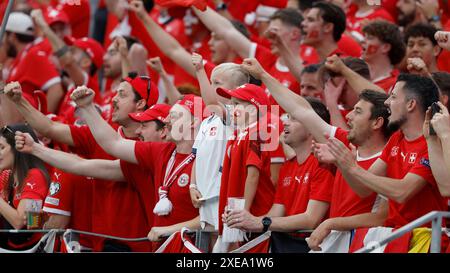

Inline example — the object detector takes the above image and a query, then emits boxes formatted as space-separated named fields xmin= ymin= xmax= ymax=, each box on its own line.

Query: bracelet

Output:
xmin=189 ymin=184 xmax=198 ymax=189
xmin=54 ymin=45 xmax=70 ymax=58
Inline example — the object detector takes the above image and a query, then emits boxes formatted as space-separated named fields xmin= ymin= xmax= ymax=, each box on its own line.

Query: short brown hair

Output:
xmin=362 ymin=20 xmax=406 ymax=65
xmin=325 ymin=57 xmax=371 ymax=80
xmin=270 ymin=8 xmax=303 ymax=29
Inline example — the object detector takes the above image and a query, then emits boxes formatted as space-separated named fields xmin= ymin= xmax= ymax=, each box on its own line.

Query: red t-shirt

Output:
xmin=250 ymin=43 xmax=300 ymax=113
xmin=0 ymin=169 xmax=48 ymax=249
xmin=43 ymin=169 xmax=93 ymax=248
xmin=329 ymin=127 xmax=380 ymax=218
xmin=134 ymin=142 xmax=199 ymax=228
xmin=374 ymin=69 xmax=399 ymax=93
xmin=119 ymin=161 xmax=156 ymax=229
xmin=218 ymin=123 xmax=275 ymax=234
xmin=337 ymin=34 xmax=362 ymax=58
xmin=380 ymin=131 xmax=447 ymax=228
xmin=6 ymin=43 xmax=61 ymax=97
xmin=346 ymin=6 xmax=395 ymax=37
xmin=55 ymin=0 xmax=91 ymax=38
xmin=274 ymin=155 xmax=334 ymax=216
xmin=69 ymin=125 xmax=151 ymax=252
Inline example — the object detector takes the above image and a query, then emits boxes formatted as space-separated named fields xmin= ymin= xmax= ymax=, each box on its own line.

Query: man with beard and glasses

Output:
xmin=2 ymin=12 xmax=65 ymax=113
xmin=326 ymin=74 xmax=447 ymax=232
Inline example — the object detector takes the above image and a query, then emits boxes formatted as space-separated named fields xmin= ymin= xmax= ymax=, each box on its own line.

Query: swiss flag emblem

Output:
xmin=209 ymin=126 xmax=217 ymax=136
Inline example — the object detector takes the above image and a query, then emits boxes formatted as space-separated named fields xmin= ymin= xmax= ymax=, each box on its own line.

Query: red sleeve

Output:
xmin=120 ymin=160 xmax=140 ymax=188
xmin=253 ymin=44 xmax=277 ymax=71
xmin=43 ymin=171 xmax=73 ymax=216
xmin=21 ymin=50 xmax=60 ymax=90
xmin=204 ymin=61 xmax=216 ymax=79
xmin=60 ymin=0 xmax=90 ymax=38
xmin=309 ymin=164 xmax=334 ymax=203
xmin=332 ymin=127 xmax=351 ymax=147
xmin=379 ymin=133 xmax=396 ymax=163
xmin=134 ymin=141 xmax=167 ymax=172
xmin=245 ymin=140 xmax=263 ymax=170
xmin=409 ymin=154 xmax=436 ymax=186
xmin=69 ymin=125 xmax=97 ymax=156
xmin=20 ymin=169 xmax=48 ymax=201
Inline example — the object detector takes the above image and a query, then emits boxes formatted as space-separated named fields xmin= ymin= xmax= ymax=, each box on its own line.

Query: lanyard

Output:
xmin=161 ymin=150 xmax=196 ymax=191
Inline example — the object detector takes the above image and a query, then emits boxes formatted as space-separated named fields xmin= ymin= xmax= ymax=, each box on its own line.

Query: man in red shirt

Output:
xmin=328 ymin=74 xmax=447 ymax=232
xmin=4 ymin=12 xmax=65 ymax=113
xmin=241 ymin=58 xmax=394 ymax=252
xmin=403 ymin=23 xmax=442 ymax=74
xmin=66 ymin=87 xmax=205 ymax=250
xmin=301 ymin=2 xmax=348 ymax=61
xmin=346 ymin=0 xmax=394 ymax=43
xmin=361 ymin=21 xmax=405 ymax=93
xmin=4 ymin=75 xmax=159 ymax=252
xmin=225 ymin=98 xmax=334 ymax=240
xmin=16 ymin=103 xmax=171 ymax=251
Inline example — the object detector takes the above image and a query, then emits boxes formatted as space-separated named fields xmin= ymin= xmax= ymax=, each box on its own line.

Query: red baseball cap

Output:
xmin=44 ymin=8 xmax=70 ymax=26
xmin=64 ymin=36 xmax=105 ymax=68
xmin=123 ymin=76 xmax=159 ymax=108
xmin=175 ymin=94 xmax=207 ymax=119
xmin=216 ymin=84 xmax=270 ymax=108
xmin=128 ymin=104 xmax=171 ymax=123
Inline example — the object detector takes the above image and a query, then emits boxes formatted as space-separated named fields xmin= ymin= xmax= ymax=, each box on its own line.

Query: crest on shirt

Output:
xmin=283 ymin=177 xmax=291 ymax=187
xmin=177 ymin=174 xmax=190 ymax=187
xmin=209 ymin=126 xmax=217 ymax=136
xmin=49 ymin=182 xmax=61 ymax=196
xmin=408 ymin=153 xmax=417 ymax=164
xmin=390 ymin=146 xmax=399 ymax=157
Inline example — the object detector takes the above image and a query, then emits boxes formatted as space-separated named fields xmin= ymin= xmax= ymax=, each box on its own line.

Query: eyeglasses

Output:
xmin=1 ymin=126 xmax=13 ymax=137
xmin=139 ymin=76 xmax=151 ymax=104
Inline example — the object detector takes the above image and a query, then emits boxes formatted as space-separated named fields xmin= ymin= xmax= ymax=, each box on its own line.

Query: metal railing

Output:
xmin=355 ymin=211 xmax=450 ymax=253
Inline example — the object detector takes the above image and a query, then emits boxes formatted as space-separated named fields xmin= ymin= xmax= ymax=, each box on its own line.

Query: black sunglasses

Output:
xmin=1 ymin=125 xmax=14 ymax=136
xmin=139 ymin=76 xmax=151 ymax=103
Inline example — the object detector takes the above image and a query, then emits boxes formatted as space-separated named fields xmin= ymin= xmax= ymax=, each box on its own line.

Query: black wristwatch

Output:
xmin=216 ymin=2 xmax=227 ymax=11
xmin=262 ymin=217 xmax=272 ymax=232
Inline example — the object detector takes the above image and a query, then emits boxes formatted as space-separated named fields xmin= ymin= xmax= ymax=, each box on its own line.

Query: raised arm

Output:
xmin=147 ymin=57 xmax=182 ymax=105
xmin=308 ymin=198 xmax=388 ymax=251
xmin=328 ymin=137 xmax=428 ymax=203
xmin=129 ymin=0 xmax=196 ymax=77
xmin=192 ymin=6 xmax=252 ymax=58
xmin=191 ymin=53 xmax=226 ymax=118
xmin=15 ymin=132 xmax=125 ymax=181
xmin=427 ymin=102 xmax=450 ymax=196
xmin=325 ymin=55 xmax=385 ymax=94
xmin=242 ymin=58 xmax=332 ymax=143
xmin=71 ymin=86 xmax=138 ymax=163
xmin=268 ymin=29 xmax=304 ymax=82
xmin=31 ymin=9 xmax=86 ymax=87
xmin=3 ymin=82 xmax=74 ymax=145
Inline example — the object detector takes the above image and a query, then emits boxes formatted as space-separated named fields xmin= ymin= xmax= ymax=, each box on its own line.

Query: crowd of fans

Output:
xmin=1 ymin=0 xmax=450 ymax=253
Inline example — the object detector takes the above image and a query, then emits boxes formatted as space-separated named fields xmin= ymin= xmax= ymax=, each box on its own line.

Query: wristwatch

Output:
xmin=216 ymin=2 xmax=227 ymax=11
xmin=262 ymin=217 xmax=272 ymax=232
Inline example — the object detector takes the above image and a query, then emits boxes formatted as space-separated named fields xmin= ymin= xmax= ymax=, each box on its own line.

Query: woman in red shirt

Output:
xmin=0 ymin=124 xmax=50 ymax=250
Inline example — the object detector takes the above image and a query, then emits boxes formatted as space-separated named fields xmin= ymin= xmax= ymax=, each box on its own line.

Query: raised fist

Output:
xmin=241 ymin=58 xmax=265 ymax=79
xmin=70 ymin=85 xmax=95 ymax=108
xmin=3 ymin=81 xmax=23 ymax=103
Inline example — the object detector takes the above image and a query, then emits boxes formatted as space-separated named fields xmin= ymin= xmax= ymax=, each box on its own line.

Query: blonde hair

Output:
xmin=211 ymin=63 xmax=250 ymax=88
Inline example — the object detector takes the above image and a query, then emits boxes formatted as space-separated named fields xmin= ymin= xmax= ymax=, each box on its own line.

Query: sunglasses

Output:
xmin=139 ymin=76 xmax=151 ymax=104
xmin=1 ymin=126 xmax=14 ymax=138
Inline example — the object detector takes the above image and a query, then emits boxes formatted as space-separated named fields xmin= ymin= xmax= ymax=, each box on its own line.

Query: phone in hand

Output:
xmin=429 ymin=102 xmax=441 ymax=135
